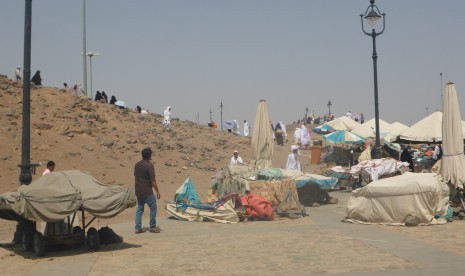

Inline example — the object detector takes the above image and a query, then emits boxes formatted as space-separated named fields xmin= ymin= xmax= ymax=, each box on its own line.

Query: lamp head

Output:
xmin=364 ymin=8 xmax=381 ymax=27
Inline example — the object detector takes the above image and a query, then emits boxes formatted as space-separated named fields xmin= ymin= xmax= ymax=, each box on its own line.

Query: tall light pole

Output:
xmin=220 ymin=101 xmax=224 ymax=131
xmin=440 ymin=72 xmax=443 ymax=111
xmin=327 ymin=100 xmax=332 ymax=115
xmin=82 ymin=0 xmax=88 ymax=96
xmin=86 ymin=52 xmax=100 ymax=100
xmin=361 ymin=0 xmax=386 ymax=159
xmin=20 ymin=0 xmax=33 ymax=185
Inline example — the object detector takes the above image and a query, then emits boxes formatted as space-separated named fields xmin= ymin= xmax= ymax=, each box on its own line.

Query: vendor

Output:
xmin=230 ymin=150 xmax=243 ymax=165
xmin=358 ymin=138 xmax=374 ymax=162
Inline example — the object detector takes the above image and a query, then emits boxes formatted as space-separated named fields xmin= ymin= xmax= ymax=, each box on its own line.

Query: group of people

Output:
xmin=15 ymin=67 xmax=42 ymax=86
xmin=293 ymin=124 xmax=312 ymax=148
xmin=346 ymin=111 xmax=365 ymax=124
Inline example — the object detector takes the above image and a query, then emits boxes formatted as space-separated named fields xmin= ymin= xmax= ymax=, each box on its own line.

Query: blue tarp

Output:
xmin=295 ymin=177 xmax=338 ymax=190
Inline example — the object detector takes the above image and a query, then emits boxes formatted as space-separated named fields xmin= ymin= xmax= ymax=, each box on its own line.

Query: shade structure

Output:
xmin=324 ymin=116 xmax=360 ymax=131
xmin=390 ymin=122 xmax=409 ymax=136
xmin=351 ymin=118 xmax=394 ymax=139
xmin=223 ymin=120 xmax=234 ymax=130
xmin=251 ymin=100 xmax=273 ymax=170
xmin=398 ymin=111 xmax=443 ymax=143
xmin=323 ymin=130 xmax=365 ymax=148
xmin=440 ymin=82 xmax=465 ymax=189
xmin=114 ymin=100 xmax=126 ymax=108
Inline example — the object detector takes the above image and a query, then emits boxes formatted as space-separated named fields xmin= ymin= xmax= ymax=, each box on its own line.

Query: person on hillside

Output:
xmin=101 ymin=91 xmax=108 ymax=103
xmin=31 ymin=70 xmax=42 ymax=86
xmin=294 ymin=125 xmax=302 ymax=145
xmin=134 ymin=148 xmax=161 ymax=234
xmin=360 ymin=113 xmax=365 ymax=124
xmin=346 ymin=111 xmax=353 ymax=119
xmin=230 ymin=150 xmax=244 ymax=165
xmin=94 ymin=91 xmax=103 ymax=101
xmin=279 ymin=122 xmax=288 ymax=142
xmin=286 ymin=145 xmax=301 ymax=172
xmin=15 ymin=66 xmax=21 ymax=81
xmin=42 ymin=161 xmax=55 ymax=176
xmin=136 ymin=106 xmax=142 ymax=113
xmin=243 ymin=120 xmax=250 ymax=137
xmin=233 ymin=120 xmax=240 ymax=135
xmin=110 ymin=95 xmax=117 ymax=105
xmin=275 ymin=122 xmax=284 ymax=146
xmin=353 ymin=113 xmax=359 ymax=122
xmin=76 ymin=83 xmax=86 ymax=96
xmin=163 ymin=106 xmax=171 ymax=131
xmin=358 ymin=138 xmax=374 ymax=162
xmin=300 ymin=124 xmax=312 ymax=149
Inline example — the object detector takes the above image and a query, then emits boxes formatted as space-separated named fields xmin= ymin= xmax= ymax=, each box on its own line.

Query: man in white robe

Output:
xmin=163 ymin=106 xmax=171 ymax=131
xmin=279 ymin=122 xmax=287 ymax=142
xmin=300 ymin=124 xmax=312 ymax=148
xmin=286 ymin=145 xmax=301 ymax=171
xmin=230 ymin=150 xmax=243 ymax=165
xmin=15 ymin=66 xmax=21 ymax=81
xmin=243 ymin=120 xmax=250 ymax=137
xmin=294 ymin=126 xmax=302 ymax=144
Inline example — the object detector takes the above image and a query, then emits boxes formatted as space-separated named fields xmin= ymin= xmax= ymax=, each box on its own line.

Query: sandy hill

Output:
xmin=0 ymin=74 xmax=318 ymax=239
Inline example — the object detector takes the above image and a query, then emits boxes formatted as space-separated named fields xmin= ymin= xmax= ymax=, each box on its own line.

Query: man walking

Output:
xmin=134 ymin=148 xmax=161 ymax=233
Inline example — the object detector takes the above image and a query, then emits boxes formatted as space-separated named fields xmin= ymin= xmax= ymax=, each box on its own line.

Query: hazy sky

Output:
xmin=1 ymin=0 xmax=464 ymax=127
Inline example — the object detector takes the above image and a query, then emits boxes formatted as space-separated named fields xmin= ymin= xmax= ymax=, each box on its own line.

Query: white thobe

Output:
xmin=230 ymin=156 xmax=243 ymax=165
xmin=243 ymin=122 xmax=250 ymax=137
xmin=286 ymin=154 xmax=301 ymax=171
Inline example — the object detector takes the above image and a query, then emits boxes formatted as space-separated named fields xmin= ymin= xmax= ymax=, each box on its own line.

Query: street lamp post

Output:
xmin=19 ymin=0 xmax=33 ymax=185
xmin=220 ymin=101 xmax=224 ymax=131
xmin=86 ymin=52 xmax=100 ymax=100
xmin=361 ymin=0 xmax=386 ymax=159
xmin=440 ymin=73 xmax=443 ymax=111
xmin=327 ymin=100 xmax=332 ymax=115
xmin=82 ymin=0 xmax=87 ymax=96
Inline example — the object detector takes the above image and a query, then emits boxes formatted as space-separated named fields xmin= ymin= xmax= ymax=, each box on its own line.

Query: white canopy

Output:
xmin=390 ymin=122 xmax=409 ymax=136
xmin=399 ymin=111 xmax=465 ymax=143
xmin=351 ymin=118 xmax=394 ymax=139
xmin=324 ymin=116 xmax=360 ymax=131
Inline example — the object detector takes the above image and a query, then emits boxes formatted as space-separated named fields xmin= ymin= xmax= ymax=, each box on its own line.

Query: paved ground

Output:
xmin=1 ymin=191 xmax=465 ymax=275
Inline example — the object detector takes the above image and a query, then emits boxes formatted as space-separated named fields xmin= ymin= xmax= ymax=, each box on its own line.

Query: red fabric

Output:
xmin=240 ymin=193 xmax=274 ymax=221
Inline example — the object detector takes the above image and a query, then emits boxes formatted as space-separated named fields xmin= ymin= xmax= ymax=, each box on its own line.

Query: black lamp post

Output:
xmin=19 ymin=0 xmax=33 ymax=185
xmin=327 ymin=100 xmax=332 ymax=115
xmin=220 ymin=101 xmax=223 ymax=131
xmin=360 ymin=0 xmax=385 ymax=159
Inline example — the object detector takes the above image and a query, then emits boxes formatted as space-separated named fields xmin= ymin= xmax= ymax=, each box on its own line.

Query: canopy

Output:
xmin=323 ymin=130 xmax=365 ymax=148
xmin=323 ymin=116 xmax=360 ymax=131
xmin=223 ymin=120 xmax=234 ymax=130
xmin=390 ymin=122 xmax=409 ymax=136
xmin=251 ymin=100 xmax=274 ymax=169
xmin=351 ymin=118 xmax=394 ymax=139
xmin=440 ymin=82 xmax=465 ymax=189
xmin=114 ymin=100 xmax=126 ymax=108
xmin=0 ymin=170 xmax=136 ymax=222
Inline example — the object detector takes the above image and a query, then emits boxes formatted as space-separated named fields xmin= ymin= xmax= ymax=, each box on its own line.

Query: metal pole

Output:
xmin=440 ymin=72 xmax=443 ymax=111
xmin=89 ymin=55 xmax=93 ymax=100
xmin=220 ymin=101 xmax=223 ymax=131
xmin=371 ymin=29 xmax=381 ymax=159
xmin=20 ymin=0 xmax=32 ymax=185
xmin=82 ymin=0 xmax=87 ymax=96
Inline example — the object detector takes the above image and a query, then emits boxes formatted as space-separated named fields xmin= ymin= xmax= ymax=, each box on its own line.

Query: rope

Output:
xmin=443 ymin=152 xmax=464 ymax=157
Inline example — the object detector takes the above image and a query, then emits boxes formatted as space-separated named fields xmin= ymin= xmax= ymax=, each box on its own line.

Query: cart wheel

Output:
xmin=72 ymin=226 xmax=83 ymax=234
xmin=21 ymin=230 xmax=33 ymax=252
xmin=33 ymin=232 xmax=46 ymax=257
xmin=87 ymin=227 xmax=100 ymax=250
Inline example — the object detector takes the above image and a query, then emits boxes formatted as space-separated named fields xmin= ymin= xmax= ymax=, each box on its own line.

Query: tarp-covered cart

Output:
xmin=0 ymin=170 xmax=136 ymax=256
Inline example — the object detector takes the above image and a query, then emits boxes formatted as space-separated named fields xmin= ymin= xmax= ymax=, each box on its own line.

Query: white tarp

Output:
xmin=346 ymin=172 xmax=449 ymax=225
xmin=0 ymin=170 xmax=136 ymax=222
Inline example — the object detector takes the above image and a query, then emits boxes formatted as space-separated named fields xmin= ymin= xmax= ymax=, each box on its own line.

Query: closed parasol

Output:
xmin=440 ymin=82 xmax=465 ymax=189
xmin=251 ymin=100 xmax=273 ymax=169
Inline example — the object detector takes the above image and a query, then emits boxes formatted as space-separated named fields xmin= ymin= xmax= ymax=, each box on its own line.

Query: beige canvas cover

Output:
xmin=351 ymin=118 xmax=394 ymax=139
xmin=346 ymin=172 xmax=449 ymax=225
xmin=248 ymin=179 xmax=298 ymax=208
xmin=251 ymin=100 xmax=274 ymax=170
xmin=440 ymin=82 xmax=465 ymax=189
xmin=325 ymin=116 xmax=360 ymax=131
xmin=0 ymin=170 xmax=136 ymax=222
